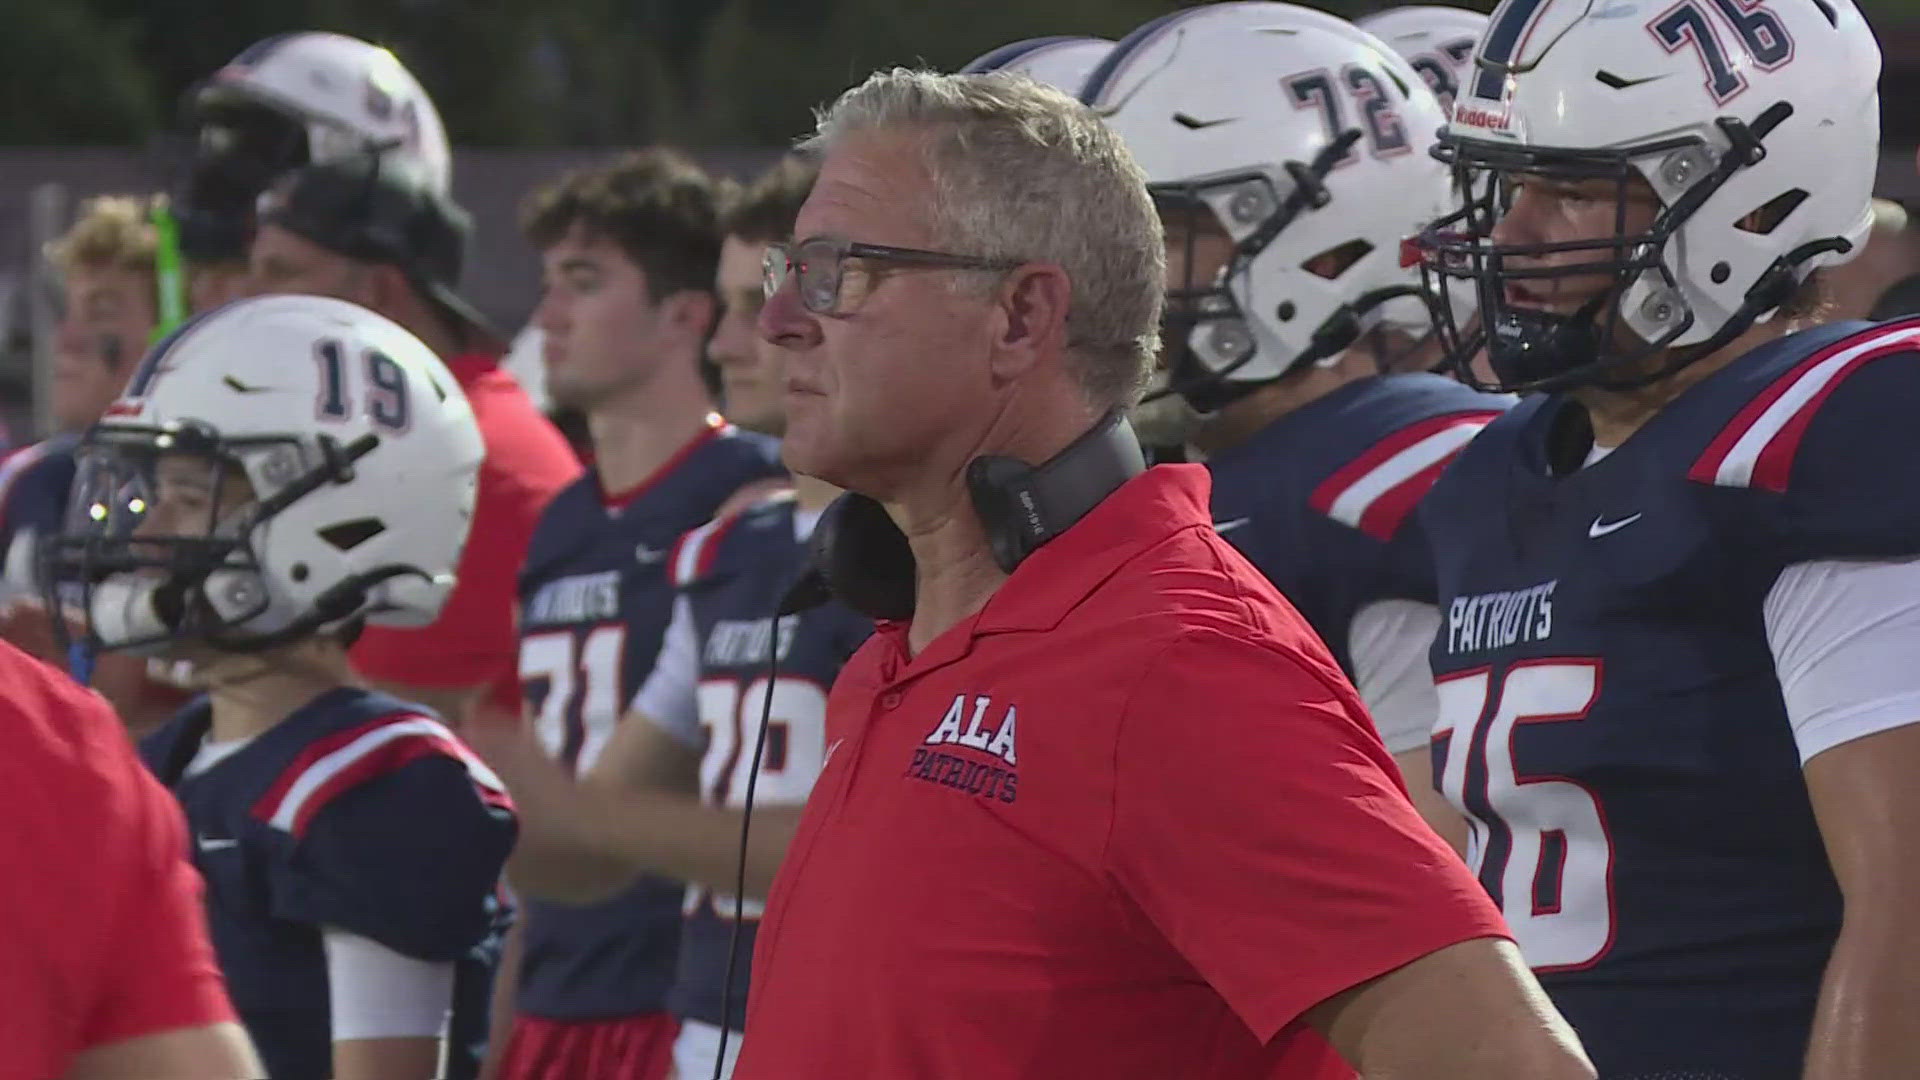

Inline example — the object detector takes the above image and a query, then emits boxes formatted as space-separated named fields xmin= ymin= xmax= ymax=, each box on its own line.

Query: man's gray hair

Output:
xmin=802 ymin=68 xmax=1164 ymax=410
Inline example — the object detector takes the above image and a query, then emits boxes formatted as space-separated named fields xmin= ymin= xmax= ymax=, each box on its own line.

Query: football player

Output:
xmin=1086 ymin=2 xmax=1506 ymax=848
xmin=493 ymin=149 xmax=783 ymax=1080
xmin=175 ymin=31 xmax=452 ymax=311
xmin=41 ymin=295 xmax=514 ymax=1080
xmin=1409 ymin=0 xmax=1920 ymax=1074
xmin=473 ymin=155 xmax=874 ymax=1080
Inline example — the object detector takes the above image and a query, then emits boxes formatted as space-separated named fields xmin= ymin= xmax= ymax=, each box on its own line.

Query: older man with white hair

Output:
xmin=732 ymin=69 xmax=1592 ymax=1080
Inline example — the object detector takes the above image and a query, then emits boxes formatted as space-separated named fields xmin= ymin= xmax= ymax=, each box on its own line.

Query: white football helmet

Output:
xmin=46 ymin=295 xmax=483 ymax=654
xmin=177 ymin=32 xmax=452 ymax=261
xmin=1356 ymin=6 xmax=1488 ymax=113
xmin=961 ymin=36 xmax=1113 ymax=93
xmin=1415 ymin=0 xmax=1879 ymax=393
xmin=1085 ymin=3 xmax=1456 ymax=413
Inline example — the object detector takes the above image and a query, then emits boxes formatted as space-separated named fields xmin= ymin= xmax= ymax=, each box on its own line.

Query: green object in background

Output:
xmin=150 ymin=203 xmax=186 ymax=342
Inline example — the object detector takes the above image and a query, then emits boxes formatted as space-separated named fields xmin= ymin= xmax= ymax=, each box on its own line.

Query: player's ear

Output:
xmin=364 ymin=263 xmax=413 ymax=318
xmin=663 ymin=289 xmax=719 ymax=342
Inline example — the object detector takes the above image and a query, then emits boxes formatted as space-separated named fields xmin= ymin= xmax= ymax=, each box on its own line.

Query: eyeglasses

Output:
xmin=763 ymin=236 xmax=1022 ymax=316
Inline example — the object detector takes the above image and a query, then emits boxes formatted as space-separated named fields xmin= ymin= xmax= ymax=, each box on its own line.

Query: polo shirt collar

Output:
xmin=974 ymin=463 xmax=1212 ymax=634
xmin=866 ymin=464 xmax=1213 ymax=680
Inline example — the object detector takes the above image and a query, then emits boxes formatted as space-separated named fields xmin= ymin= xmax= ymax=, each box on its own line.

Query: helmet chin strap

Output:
xmin=93 ymin=561 xmax=441 ymax=656
xmin=1486 ymin=234 xmax=1853 ymax=395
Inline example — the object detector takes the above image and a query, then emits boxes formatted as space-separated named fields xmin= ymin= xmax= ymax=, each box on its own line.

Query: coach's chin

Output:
xmin=733 ymin=67 xmax=1594 ymax=1080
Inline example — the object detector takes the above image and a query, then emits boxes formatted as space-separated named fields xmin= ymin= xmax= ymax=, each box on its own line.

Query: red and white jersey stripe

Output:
xmin=251 ymin=712 xmax=511 ymax=839
xmin=1310 ymin=411 xmax=1503 ymax=541
xmin=1690 ymin=319 xmax=1920 ymax=492
xmin=669 ymin=512 xmax=745 ymax=588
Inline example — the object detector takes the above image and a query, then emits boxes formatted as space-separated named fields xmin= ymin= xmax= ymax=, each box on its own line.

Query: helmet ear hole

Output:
xmin=318 ymin=518 xmax=387 ymax=551
xmin=1302 ymin=239 xmax=1375 ymax=280
xmin=1736 ymin=189 xmax=1811 ymax=236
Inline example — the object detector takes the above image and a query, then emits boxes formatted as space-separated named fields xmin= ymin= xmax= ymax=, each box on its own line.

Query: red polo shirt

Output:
xmin=734 ymin=465 xmax=1507 ymax=1079
xmin=0 ymin=641 xmax=235 ymax=1080
xmin=351 ymin=353 xmax=580 ymax=712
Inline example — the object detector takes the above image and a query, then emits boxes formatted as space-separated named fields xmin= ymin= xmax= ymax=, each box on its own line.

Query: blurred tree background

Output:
xmin=15 ymin=0 xmax=1920 ymax=151
xmin=8 ymin=0 xmax=1917 ymax=148
xmin=0 ymin=0 xmax=1432 ymax=148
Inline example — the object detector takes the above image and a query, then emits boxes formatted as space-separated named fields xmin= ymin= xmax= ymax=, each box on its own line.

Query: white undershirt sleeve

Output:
xmin=1347 ymin=599 xmax=1445 ymax=755
xmin=322 ymin=926 xmax=455 ymax=1042
xmin=1765 ymin=557 xmax=1920 ymax=764
xmin=633 ymin=593 xmax=703 ymax=747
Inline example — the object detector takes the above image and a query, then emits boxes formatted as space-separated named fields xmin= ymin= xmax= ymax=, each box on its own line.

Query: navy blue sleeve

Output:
xmin=270 ymin=756 xmax=517 ymax=960
xmin=1380 ymin=508 xmax=1441 ymax=605
xmin=0 ymin=447 xmax=76 ymax=582
xmin=1767 ymin=344 xmax=1920 ymax=563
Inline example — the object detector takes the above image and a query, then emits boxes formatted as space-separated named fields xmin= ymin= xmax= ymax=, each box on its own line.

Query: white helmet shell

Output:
xmin=961 ymin=36 xmax=1113 ymax=94
xmin=1087 ymin=2 xmax=1456 ymax=393
xmin=201 ymin=31 xmax=452 ymax=192
xmin=67 ymin=295 xmax=482 ymax=651
xmin=1356 ymin=6 xmax=1489 ymax=112
xmin=1449 ymin=0 xmax=1879 ymax=349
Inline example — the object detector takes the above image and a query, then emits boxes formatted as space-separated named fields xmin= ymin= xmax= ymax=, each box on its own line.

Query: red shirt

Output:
xmin=352 ymin=353 xmax=580 ymax=712
xmin=0 ymin=642 xmax=235 ymax=1080
xmin=735 ymin=465 xmax=1507 ymax=1079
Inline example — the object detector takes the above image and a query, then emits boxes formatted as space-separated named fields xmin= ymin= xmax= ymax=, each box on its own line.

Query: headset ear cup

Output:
xmin=808 ymin=492 xmax=917 ymax=621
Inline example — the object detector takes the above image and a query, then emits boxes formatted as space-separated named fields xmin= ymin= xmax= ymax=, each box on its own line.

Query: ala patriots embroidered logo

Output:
xmin=907 ymin=693 xmax=1018 ymax=803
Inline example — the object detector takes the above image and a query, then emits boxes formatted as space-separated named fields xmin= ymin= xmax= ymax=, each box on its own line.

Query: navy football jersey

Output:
xmin=515 ymin=418 xmax=783 ymax=1019
xmin=657 ymin=495 xmax=872 ymax=1031
xmin=0 ymin=435 xmax=77 ymax=595
xmin=1422 ymin=318 xmax=1920 ymax=1078
xmin=140 ymin=688 xmax=516 ymax=1080
xmin=1206 ymin=373 xmax=1505 ymax=677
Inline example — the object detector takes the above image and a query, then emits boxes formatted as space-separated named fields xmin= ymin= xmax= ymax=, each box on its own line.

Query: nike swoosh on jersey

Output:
xmin=635 ymin=545 xmax=668 ymax=564
xmin=196 ymin=835 xmax=240 ymax=852
xmin=1214 ymin=518 xmax=1251 ymax=534
xmin=1588 ymin=512 xmax=1644 ymax=538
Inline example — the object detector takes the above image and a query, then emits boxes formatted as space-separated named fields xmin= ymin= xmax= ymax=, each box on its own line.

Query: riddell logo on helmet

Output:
xmin=1453 ymin=103 xmax=1514 ymax=132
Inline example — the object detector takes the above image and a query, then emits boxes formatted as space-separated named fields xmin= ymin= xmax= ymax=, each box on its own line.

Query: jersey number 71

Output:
xmin=1434 ymin=659 xmax=1616 ymax=972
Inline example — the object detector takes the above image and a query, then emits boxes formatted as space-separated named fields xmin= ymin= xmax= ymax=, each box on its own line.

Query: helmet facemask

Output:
xmin=1417 ymin=104 xmax=1838 ymax=394
xmin=174 ymin=97 xmax=315 ymax=262
xmin=43 ymin=422 xmax=384 ymax=656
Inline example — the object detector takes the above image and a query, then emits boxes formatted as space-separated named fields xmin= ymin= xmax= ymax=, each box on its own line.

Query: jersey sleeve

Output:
xmin=1690 ymin=321 xmax=1920 ymax=561
xmin=0 ymin=446 xmax=72 ymax=596
xmin=635 ymin=594 xmax=702 ymax=747
xmin=1107 ymin=629 xmax=1508 ymax=1042
xmin=1764 ymin=557 xmax=1920 ymax=763
xmin=262 ymin=718 xmax=517 ymax=961
xmin=1347 ymin=599 xmax=1444 ymax=754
